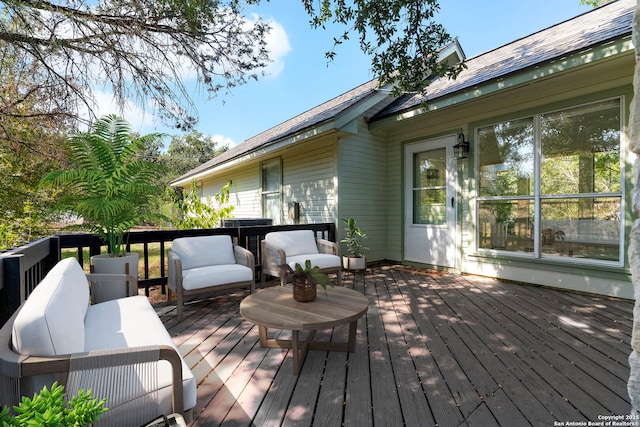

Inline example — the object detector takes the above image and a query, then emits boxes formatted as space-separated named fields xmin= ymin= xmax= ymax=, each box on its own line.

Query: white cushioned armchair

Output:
xmin=168 ymin=235 xmax=255 ymax=321
xmin=260 ymin=230 xmax=341 ymax=287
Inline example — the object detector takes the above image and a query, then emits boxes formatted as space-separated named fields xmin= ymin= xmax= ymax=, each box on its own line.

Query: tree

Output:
xmin=0 ymin=0 xmax=464 ymax=131
xmin=161 ymin=131 xmax=228 ymax=181
xmin=579 ymin=0 xmax=613 ymax=6
xmin=166 ymin=179 xmax=235 ymax=229
xmin=302 ymin=0 xmax=466 ymax=96
xmin=0 ymin=39 xmax=73 ymax=249
xmin=41 ymin=115 xmax=168 ymax=256
xmin=0 ymin=0 xmax=271 ymax=130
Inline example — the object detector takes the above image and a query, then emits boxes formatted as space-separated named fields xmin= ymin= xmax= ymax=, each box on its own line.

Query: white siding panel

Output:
xmin=201 ymin=163 xmax=261 ymax=219
xmin=282 ymin=139 xmax=337 ymax=224
xmin=338 ymin=118 xmax=387 ymax=262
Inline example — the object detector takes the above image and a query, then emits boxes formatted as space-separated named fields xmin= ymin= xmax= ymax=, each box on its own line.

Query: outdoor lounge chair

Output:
xmin=168 ymin=235 xmax=255 ymax=321
xmin=260 ymin=229 xmax=341 ymax=287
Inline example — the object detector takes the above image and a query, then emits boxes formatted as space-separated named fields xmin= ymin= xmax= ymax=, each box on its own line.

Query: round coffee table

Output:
xmin=240 ymin=285 xmax=369 ymax=375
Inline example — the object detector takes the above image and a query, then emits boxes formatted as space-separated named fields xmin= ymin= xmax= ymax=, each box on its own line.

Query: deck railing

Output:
xmin=0 ymin=223 xmax=336 ymax=326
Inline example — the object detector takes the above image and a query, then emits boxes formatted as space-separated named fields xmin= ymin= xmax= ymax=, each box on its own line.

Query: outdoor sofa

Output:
xmin=0 ymin=257 xmax=196 ymax=426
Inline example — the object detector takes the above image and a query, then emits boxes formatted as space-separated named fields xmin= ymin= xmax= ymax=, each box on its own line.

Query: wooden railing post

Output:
xmin=0 ymin=254 xmax=23 ymax=326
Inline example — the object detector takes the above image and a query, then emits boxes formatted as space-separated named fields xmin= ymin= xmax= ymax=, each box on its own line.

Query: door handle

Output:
xmin=451 ymin=197 xmax=455 ymax=208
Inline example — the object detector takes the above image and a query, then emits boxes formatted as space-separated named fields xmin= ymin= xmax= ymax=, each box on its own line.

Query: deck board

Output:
xmin=157 ymin=264 xmax=633 ymax=427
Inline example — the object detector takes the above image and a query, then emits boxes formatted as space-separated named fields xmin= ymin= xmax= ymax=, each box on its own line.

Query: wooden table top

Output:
xmin=240 ymin=285 xmax=369 ymax=331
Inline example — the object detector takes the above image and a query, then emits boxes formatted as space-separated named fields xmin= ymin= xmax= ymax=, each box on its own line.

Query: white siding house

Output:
xmin=172 ymin=0 xmax=635 ymax=298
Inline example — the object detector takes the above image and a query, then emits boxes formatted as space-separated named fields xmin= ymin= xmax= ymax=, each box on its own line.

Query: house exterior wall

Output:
xmin=282 ymin=138 xmax=338 ymax=224
xmin=378 ymin=44 xmax=635 ymax=298
xmin=337 ymin=117 xmax=387 ymax=262
xmin=196 ymin=137 xmax=339 ymax=225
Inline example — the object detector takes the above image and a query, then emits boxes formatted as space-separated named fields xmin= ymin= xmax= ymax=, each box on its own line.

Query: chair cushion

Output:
xmin=12 ymin=258 xmax=89 ymax=356
xmin=287 ymin=254 xmax=341 ymax=270
xmin=181 ymin=264 xmax=253 ymax=291
xmin=171 ymin=235 xmax=236 ymax=270
xmin=265 ymin=230 xmax=319 ymax=257
xmin=84 ymin=296 xmax=197 ymax=414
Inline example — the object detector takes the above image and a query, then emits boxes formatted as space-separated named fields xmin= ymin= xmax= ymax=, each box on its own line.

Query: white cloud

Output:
xmin=90 ymin=90 xmax=157 ymax=133
xmin=210 ymin=133 xmax=238 ymax=147
xmin=262 ymin=19 xmax=291 ymax=77
xmin=82 ymin=15 xmax=291 ymax=135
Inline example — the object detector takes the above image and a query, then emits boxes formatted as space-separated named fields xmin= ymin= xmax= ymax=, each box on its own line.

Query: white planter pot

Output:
xmin=90 ymin=253 xmax=139 ymax=303
xmin=343 ymin=256 xmax=366 ymax=271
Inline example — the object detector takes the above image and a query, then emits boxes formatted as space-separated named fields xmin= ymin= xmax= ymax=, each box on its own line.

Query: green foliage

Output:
xmin=579 ymin=0 xmax=612 ymax=6
xmin=0 ymin=0 xmax=469 ymax=129
xmin=160 ymin=131 xmax=229 ymax=181
xmin=283 ymin=260 xmax=333 ymax=292
xmin=0 ymin=382 xmax=107 ymax=427
xmin=166 ymin=179 xmax=235 ymax=229
xmin=41 ymin=115 xmax=168 ymax=256
xmin=0 ymin=0 xmax=270 ymax=129
xmin=0 ymin=38 xmax=71 ymax=250
xmin=0 ymin=201 xmax=49 ymax=251
xmin=341 ymin=218 xmax=368 ymax=258
xmin=302 ymin=0 xmax=466 ymax=96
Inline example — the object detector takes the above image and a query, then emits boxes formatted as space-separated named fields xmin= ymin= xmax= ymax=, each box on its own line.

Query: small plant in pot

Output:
xmin=341 ymin=218 xmax=368 ymax=270
xmin=41 ymin=115 xmax=167 ymax=302
xmin=0 ymin=381 xmax=108 ymax=426
xmin=282 ymin=260 xmax=333 ymax=302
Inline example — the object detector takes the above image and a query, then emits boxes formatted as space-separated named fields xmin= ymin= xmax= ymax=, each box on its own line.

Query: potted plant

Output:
xmin=340 ymin=218 xmax=368 ymax=270
xmin=282 ymin=260 xmax=333 ymax=302
xmin=41 ymin=115 xmax=167 ymax=302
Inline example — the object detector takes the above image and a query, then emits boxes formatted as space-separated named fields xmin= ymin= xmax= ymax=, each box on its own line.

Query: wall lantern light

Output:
xmin=453 ymin=133 xmax=470 ymax=160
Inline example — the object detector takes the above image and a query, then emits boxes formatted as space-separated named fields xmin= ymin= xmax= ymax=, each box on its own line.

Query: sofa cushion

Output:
xmin=84 ymin=296 xmax=197 ymax=415
xmin=12 ymin=258 xmax=89 ymax=356
xmin=181 ymin=264 xmax=253 ymax=291
xmin=265 ymin=230 xmax=319 ymax=257
xmin=171 ymin=235 xmax=236 ymax=270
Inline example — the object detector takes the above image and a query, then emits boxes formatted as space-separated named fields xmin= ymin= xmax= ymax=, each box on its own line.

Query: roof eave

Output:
xmin=171 ymin=88 xmax=393 ymax=187
xmin=369 ymin=35 xmax=633 ymax=130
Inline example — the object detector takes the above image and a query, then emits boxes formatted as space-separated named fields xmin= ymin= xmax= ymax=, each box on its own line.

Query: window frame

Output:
xmin=474 ymin=97 xmax=625 ymax=266
xmin=261 ymin=157 xmax=283 ymax=224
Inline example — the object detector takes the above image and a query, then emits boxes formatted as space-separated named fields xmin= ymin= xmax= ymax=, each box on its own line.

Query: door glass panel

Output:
xmin=413 ymin=149 xmax=446 ymax=225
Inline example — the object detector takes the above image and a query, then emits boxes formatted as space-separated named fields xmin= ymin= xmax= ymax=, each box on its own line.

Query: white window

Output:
xmin=476 ymin=98 xmax=623 ymax=264
xmin=261 ymin=158 xmax=282 ymax=224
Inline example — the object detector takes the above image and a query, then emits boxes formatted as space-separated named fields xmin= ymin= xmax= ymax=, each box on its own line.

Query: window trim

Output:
xmin=261 ymin=157 xmax=283 ymax=224
xmin=474 ymin=96 xmax=625 ymax=267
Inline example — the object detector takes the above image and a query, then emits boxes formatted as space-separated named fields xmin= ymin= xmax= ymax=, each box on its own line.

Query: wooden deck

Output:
xmin=157 ymin=264 xmax=633 ymax=427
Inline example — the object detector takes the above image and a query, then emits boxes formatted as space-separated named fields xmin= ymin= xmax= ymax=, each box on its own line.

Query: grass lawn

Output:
xmin=61 ymin=242 xmax=168 ymax=279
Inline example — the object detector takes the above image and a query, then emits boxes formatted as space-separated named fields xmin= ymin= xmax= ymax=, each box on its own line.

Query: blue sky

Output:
xmin=104 ymin=0 xmax=593 ymax=149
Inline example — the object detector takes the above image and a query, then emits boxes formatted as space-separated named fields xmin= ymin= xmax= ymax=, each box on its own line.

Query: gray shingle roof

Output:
xmin=174 ymin=0 xmax=633 ymax=184
xmin=173 ymin=78 xmax=381 ymax=183
xmin=373 ymin=0 xmax=634 ymax=120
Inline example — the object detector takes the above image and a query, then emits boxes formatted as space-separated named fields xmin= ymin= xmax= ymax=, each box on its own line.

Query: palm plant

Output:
xmin=42 ymin=115 xmax=167 ymax=257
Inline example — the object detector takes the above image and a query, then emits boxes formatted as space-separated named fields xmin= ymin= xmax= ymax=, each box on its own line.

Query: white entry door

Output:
xmin=404 ymin=135 xmax=457 ymax=267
